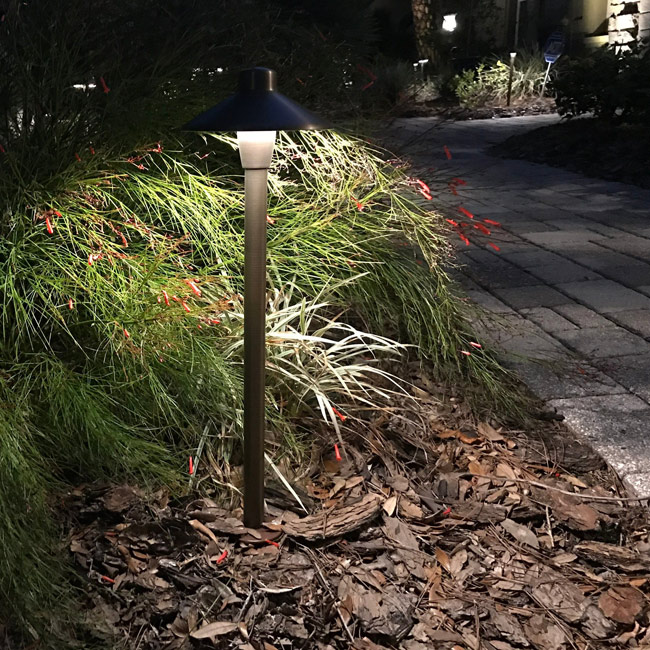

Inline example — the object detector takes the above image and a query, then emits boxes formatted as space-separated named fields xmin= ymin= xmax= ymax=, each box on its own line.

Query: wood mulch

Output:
xmin=63 ymin=365 xmax=650 ymax=650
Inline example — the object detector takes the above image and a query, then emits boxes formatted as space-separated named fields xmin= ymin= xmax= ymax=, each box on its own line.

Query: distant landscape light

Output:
xmin=442 ymin=14 xmax=457 ymax=32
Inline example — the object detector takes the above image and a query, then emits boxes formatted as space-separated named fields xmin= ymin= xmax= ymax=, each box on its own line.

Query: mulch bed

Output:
xmin=398 ymin=98 xmax=556 ymax=121
xmin=63 ymin=368 xmax=650 ymax=650
xmin=491 ymin=118 xmax=650 ymax=189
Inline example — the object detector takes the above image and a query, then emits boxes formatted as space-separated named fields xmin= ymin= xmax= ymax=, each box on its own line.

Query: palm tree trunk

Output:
xmin=411 ymin=0 xmax=438 ymax=62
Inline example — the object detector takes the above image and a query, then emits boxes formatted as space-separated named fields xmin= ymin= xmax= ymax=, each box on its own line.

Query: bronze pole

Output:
xmin=243 ymin=167 xmax=268 ymax=528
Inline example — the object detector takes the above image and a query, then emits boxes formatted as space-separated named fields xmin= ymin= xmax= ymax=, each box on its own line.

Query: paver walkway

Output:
xmin=383 ymin=115 xmax=650 ymax=495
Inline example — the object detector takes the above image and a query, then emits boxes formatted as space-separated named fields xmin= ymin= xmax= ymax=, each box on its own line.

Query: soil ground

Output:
xmin=51 ymin=366 xmax=650 ymax=650
xmin=492 ymin=118 xmax=650 ymax=189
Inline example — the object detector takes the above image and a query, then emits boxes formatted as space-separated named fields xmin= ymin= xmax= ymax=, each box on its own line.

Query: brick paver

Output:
xmin=384 ymin=114 xmax=650 ymax=496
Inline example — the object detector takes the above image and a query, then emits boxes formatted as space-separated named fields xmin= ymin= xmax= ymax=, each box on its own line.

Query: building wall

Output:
xmin=608 ymin=0 xmax=650 ymax=46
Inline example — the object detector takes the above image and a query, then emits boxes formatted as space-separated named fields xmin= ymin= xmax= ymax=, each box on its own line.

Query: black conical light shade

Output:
xmin=182 ymin=67 xmax=329 ymax=132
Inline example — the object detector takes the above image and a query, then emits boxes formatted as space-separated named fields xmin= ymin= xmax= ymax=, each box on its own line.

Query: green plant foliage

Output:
xmin=449 ymin=49 xmax=547 ymax=107
xmin=552 ymin=43 xmax=650 ymax=123
xmin=0 ymin=0 xmax=521 ymax=643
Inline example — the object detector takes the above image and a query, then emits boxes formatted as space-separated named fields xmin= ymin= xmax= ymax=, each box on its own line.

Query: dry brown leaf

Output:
xmin=190 ymin=621 xmax=238 ymax=639
xmin=500 ymin=519 xmax=539 ymax=549
xmin=563 ymin=474 xmax=588 ymax=489
xmin=495 ymin=463 xmax=518 ymax=481
xmin=449 ymin=548 xmax=468 ymax=576
xmin=531 ymin=568 xmax=588 ymax=623
xmin=103 ymin=485 xmax=139 ymax=513
xmin=189 ymin=519 xmax=220 ymax=545
xmin=550 ymin=492 xmax=600 ymax=531
xmin=478 ymin=421 xmax=504 ymax=442
xmin=468 ymin=460 xmax=485 ymax=476
xmin=598 ymin=586 xmax=645 ymax=624
xmin=524 ymin=614 xmax=568 ymax=650
xmin=399 ymin=496 xmax=424 ymax=519
xmin=435 ymin=547 xmax=451 ymax=572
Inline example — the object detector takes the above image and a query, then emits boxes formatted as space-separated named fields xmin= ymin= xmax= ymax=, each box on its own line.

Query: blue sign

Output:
xmin=543 ymin=30 xmax=565 ymax=64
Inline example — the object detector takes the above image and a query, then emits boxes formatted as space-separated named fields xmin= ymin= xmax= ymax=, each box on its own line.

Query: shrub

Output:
xmin=0 ymin=0 xmax=520 ymax=643
xmin=449 ymin=49 xmax=547 ymax=107
xmin=552 ymin=43 xmax=650 ymax=122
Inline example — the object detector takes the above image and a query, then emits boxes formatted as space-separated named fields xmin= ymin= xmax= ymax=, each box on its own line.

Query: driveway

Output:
xmin=384 ymin=114 xmax=650 ymax=496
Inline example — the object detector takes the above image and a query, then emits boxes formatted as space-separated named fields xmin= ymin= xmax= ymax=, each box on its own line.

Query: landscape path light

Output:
xmin=182 ymin=67 xmax=329 ymax=529
xmin=506 ymin=52 xmax=517 ymax=107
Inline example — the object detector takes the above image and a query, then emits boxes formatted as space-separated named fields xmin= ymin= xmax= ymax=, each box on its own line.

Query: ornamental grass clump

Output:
xmin=0 ymin=1 xmax=519 ymax=642
xmin=0 ymin=128 xmax=518 ymax=642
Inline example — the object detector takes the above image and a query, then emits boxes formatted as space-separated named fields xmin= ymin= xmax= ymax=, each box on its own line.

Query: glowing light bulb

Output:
xmin=442 ymin=14 xmax=457 ymax=32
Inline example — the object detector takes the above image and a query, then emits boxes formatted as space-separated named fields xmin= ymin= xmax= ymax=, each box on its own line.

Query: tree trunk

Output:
xmin=411 ymin=0 xmax=438 ymax=62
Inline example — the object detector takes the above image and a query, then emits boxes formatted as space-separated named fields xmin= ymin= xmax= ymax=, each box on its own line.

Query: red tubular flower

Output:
xmin=458 ymin=233 xmax=470 ymax=246
xmin=99 ymin=76 xmax=110 ymax=94
xmin=474 ymin=223 xmax=491 ymax=235
xmin=446 ymin=219 xmax=458 ymax=227
xmin=332 ymin=407 xmax=347 ymax=422
xmin=458 ymin=207 xmax=474 ymax=219
xmin=442 ymin=507 xmax=452 ymax=516
xmin=351 ymin=196 xmax=364 ymax=211
xmin=181 ymin=301 xmax=191 ymax=313
xmin=45 ymin=217 xmax=53 ymax=234
xmin=444 ymin=146 xmax=452 ymax=160
xmin=266 ymin=215 xmax=276 ymax=225
xmin=460 ymin=350 xmax=471 ymax=356
xmin=68 ymin=298 xmax=74 ymax=310
xmin=189 ymin=456 xmax=194 ymax=475
xmin=89 ymin=146 xmax=95 ymax=155
xmin=448 ymin=183 xmax=458 ymax=196
xmin=216 ymin=550 xmax=228 ymax=564
xmin=184 ymin=280 xmax=201 ymax=297
xmin=416 ymin=179 xmax=431 ymax=194
xmin=356 ymin=63 xmax=377 ymax=81
xmin=361 ymin=80 xmax=375 ymax=91
xmin=123 ymin=328 xmax=130 ymax=339
xmin=334 ymin=444 xmax=342 ymax=462
xmin=483 ymin=219 xmax=501 ymax=227
xmin=469 ymin=341 xmax=482 ymax=349
xmin=74 ymin=153 xmax=81 ymax=162
xmin=488 ymin=242 xmax=501 ymax=251
xmin=161 ymin=290 xmax=170 ymax=306
xmin=264 ymin=539 xmax=280 ymax=548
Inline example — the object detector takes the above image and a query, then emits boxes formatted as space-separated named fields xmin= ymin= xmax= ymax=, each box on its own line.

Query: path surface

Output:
xmin=384 ymin=115 xmax=650 ymax=495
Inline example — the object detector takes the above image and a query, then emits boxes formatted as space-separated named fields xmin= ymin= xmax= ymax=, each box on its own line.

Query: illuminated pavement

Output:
xmin=385 ymin=114 xmax=650 ymax=496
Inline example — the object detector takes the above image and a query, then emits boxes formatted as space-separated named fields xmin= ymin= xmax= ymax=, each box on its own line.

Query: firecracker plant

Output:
xmin=0 ymin=0 xmax=521 ymax=643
